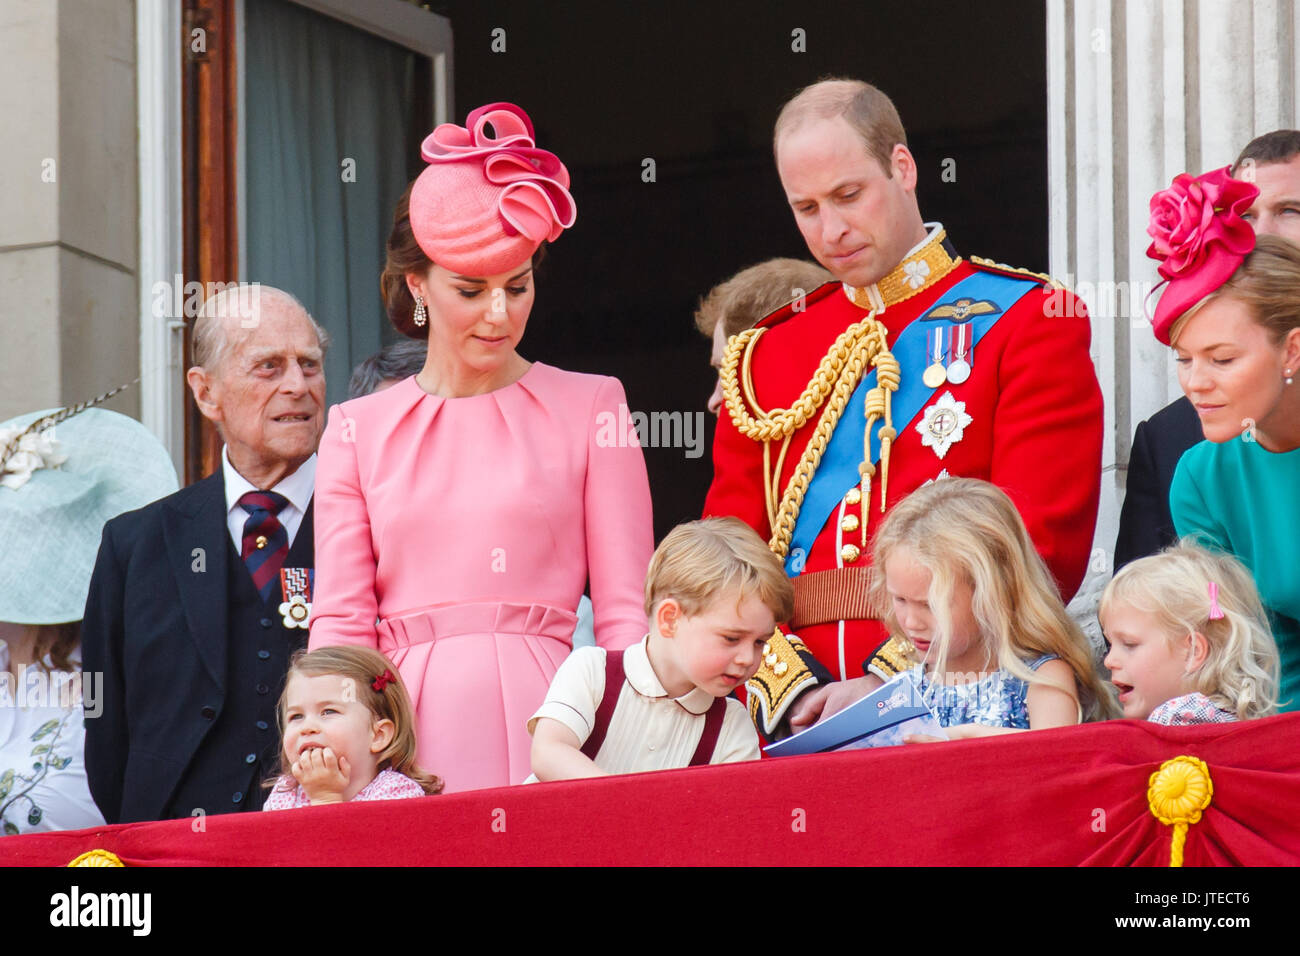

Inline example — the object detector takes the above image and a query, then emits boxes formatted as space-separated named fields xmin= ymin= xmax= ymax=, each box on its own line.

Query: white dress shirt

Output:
xmin=526 ymin=635 xmax=760 ymax=779
xmin=222 ymin=447 xmax=317 ymax=553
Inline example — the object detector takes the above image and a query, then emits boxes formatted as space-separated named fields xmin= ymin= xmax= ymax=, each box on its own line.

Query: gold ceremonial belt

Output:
xmin=790 ymin=567 xmax=888 ymax=630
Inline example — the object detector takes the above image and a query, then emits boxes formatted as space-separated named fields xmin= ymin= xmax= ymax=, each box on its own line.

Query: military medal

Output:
xmin=916 ymin=391 xmax=972 ymax=459
xmin=947 ymin=322 xmax=972 ymax=384
xmin=922 ymin=326 xmax=948 ymax=388
xmin=278 ymin=567 xmax=313 ymax=629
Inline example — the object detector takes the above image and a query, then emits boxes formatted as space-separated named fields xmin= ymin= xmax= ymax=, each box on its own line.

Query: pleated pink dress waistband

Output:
xmin=376 ymin=601 xmax=579 ymax=651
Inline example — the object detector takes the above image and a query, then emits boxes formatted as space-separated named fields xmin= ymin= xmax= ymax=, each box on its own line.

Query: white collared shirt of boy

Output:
xmin=525 ymin=635 xmax=759 ymax=779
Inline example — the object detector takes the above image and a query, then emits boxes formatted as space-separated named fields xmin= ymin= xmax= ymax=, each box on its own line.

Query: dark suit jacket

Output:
xmin=1114 ymin=396 xmax=1203 ymax=570
xmin=82 ymin=471 xmax=314 ymax=824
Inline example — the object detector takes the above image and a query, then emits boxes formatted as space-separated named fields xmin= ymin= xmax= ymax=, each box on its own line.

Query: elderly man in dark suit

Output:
xmin=83 ymin=286 xmax=328 ymax=823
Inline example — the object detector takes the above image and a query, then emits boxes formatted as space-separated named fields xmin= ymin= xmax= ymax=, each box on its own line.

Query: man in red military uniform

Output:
xmin=703 ymin=79 xmax=1103 ymax=736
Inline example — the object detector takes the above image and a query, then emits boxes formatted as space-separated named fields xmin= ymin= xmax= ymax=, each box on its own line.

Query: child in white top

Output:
xmin=528 ymin=517 xmax=794 ymax=781
xmin=263 ymin=646 xmax=442 ymax=808
xmin=1100 ymin=542 xmax=1280 ymax=724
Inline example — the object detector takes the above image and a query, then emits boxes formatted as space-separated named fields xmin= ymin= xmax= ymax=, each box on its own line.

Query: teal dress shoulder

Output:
xmin=1170 ymin=437 xmax=1300 ymax=711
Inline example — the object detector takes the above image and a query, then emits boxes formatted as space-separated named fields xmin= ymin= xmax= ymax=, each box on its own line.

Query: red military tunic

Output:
xmin=703 ymin=226 xmax=1103 ymax=731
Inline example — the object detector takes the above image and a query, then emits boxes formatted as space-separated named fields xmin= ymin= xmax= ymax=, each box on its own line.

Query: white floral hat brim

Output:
xmin=0 ymin=408 xmax=179 ymax=625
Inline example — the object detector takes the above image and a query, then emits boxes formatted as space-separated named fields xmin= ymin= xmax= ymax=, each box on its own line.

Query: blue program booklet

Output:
xmin=763 ymin=671 xmax=948 ymax=757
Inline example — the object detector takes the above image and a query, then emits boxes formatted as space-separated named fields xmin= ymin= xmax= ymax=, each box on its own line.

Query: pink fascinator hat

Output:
xmin=408 ymin=102 xmax=576 ymax=276
xmin=1146 ymin=166 xmax=1259 ymax=344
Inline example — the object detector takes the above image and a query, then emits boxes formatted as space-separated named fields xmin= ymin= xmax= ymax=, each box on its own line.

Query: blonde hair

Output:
xmin=645 ymin=517 xmax=794 ymax=624
xmin=1170 ymin=235 xmax=1300 ymax=346
xmin=271 ymin=646 xmax=443 ymax=795
xmin=694 ymin=258 xmax=833 ymax=339
xmin=773 ymin=78 xmax=907 ymax=175
xmin=1099 ymin=542 xmax=1280 ymax=719
xmin=870 ymin=479 xmax=1119 ymax=722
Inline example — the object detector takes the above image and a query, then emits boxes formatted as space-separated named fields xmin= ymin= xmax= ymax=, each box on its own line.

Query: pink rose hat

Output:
xmin=408 ymin=102 xmax=576 ymax=276
xmin=1146 ymin=166 xmax=1258 ymax=344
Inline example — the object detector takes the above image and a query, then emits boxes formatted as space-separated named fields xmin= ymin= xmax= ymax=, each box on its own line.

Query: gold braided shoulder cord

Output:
xmin=720 ymin=315 xmax=900 ymax=559
xmin=969 ymin=255 xmax=1065 ymax=290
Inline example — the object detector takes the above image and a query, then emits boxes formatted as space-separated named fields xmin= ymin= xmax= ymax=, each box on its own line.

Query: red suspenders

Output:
xmin=579 ymin=649 xmax=727 ymax=766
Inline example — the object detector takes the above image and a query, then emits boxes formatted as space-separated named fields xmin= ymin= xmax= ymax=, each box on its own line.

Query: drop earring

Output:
xmin=1286 ymin=368 xmax=1294 ymax=386
xmin=414 ymin=295 xmax=427 ymax=328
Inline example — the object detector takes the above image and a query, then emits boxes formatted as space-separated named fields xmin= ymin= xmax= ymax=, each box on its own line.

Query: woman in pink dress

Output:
xmin=308 ymin=103 xmax=654 ymax=793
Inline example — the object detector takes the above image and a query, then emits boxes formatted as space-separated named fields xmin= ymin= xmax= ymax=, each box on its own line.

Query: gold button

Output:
xmin=255 ymin=535 xmax=268 ymax=549
xmin=844 ymin=487 xmax=861 ymax=506
xmin=773 ymin=662 xmax=788 ymax=676
xmin=840 ymin=514 xmax=860 ymax=533
xmin=840 ymin=544 xmax=861 ymax=563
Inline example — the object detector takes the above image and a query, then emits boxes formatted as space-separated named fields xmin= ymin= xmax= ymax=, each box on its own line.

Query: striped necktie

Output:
xmin=238 ymin=490 xmax=290 ymax=603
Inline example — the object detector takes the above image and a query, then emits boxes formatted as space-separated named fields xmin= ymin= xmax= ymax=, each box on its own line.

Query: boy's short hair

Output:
xmin=644 ymin=517 xmax=794 ymax=623
xmin=693 ymin=258 xmax=833 ymax=340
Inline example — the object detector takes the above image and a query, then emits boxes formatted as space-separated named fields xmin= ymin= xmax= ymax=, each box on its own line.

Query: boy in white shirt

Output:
xmin=528 ymin=517 xmax=794 ymax=781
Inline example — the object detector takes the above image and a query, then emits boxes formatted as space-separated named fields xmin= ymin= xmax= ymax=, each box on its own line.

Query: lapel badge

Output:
xmin=923 ymin=297 xmax=999 ymax=323
xmin=916 ymin=392 xmax=972 ymax=460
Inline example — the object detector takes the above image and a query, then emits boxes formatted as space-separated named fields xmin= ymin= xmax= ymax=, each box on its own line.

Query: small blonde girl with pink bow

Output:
xmin=1100 ymin=542 xmax=1280 ymax=725
xmin=263 ymin=647 xmax=442 ymax=809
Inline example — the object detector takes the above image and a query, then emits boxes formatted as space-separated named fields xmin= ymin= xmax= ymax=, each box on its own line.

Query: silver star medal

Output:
xmin=916 ymin=392 xmax=972 ymax=459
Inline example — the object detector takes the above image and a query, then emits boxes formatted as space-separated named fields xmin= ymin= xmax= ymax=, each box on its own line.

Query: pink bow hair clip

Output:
xmin=1207 ymin=582 xmax=1226 ymax=621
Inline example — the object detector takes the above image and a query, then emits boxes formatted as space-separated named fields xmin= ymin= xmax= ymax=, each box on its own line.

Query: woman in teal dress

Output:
xmin=1145 ymin=167 xmax=1300 ymax=710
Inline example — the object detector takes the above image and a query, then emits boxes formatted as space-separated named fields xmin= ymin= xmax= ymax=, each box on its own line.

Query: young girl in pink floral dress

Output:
xmin=264 ymin=647 xmax=440 ymax=809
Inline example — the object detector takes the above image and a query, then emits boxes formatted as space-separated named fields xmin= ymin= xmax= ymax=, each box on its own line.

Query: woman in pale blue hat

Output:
xmin=0 ymin=401 xmax=177 ymax=835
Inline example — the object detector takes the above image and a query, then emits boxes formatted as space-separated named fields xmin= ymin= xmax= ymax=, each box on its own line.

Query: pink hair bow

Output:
xmin=1207 ymin=582 xmax=1226 ymax=621
xmin=420 ymin=102 xmax=576 ymax=243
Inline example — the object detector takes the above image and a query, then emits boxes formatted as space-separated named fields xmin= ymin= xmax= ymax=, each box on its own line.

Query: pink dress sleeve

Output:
xmin=309 ymin=403 xmax=380 ymax=650
xmin=354 ymin=769 xmax=427 ymax=801
xmin=261 ymin=777 xmax=305 ymax=810
xmin=584 ymin=377 xmax=654 ymax=650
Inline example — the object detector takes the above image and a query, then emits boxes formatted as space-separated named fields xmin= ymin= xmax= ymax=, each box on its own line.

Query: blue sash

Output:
xmin=784 ymin=271 xmax=1038 ymax=575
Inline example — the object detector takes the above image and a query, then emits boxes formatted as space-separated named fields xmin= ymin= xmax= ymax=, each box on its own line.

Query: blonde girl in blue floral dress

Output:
xmin=866 ymin=479 xmax=1119 ymax=738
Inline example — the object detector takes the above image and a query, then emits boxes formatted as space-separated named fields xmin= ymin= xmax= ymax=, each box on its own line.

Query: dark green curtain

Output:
xmin=244 ymin=0 xmax=423 ymax=407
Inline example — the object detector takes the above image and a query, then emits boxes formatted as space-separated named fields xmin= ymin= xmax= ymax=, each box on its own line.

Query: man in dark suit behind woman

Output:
xmin=82 ymin=286 xmax=328 ymax=823
xmin=1116 ymin=130 xmax=1300 ymax=569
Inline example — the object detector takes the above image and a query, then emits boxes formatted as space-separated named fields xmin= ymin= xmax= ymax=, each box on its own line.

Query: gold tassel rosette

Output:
xmin=1147 ymin=755 xmax=1213 ymax=867
xmin=68 ymin=849 xmax=126 ymax=867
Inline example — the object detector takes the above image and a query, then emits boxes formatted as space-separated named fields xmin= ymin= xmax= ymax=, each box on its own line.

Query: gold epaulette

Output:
xmin=969 ymin=255 xmax=1069 ymax=292
xmin=864 ymin=636 xmax=914 ymax=682
xmin=747 ymin=628 xmax=818 ymax=736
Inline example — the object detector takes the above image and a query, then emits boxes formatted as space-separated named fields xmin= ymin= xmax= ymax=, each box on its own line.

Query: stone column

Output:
xmin=0 ymin=1 xmax=140 ymax=422
xmin=1048 ymin=0 xmax=1300 ymax=640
